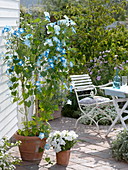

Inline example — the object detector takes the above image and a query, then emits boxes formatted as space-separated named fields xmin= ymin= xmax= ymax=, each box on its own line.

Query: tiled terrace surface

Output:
xmin=10 ymin=117 xmax=128 ymax=170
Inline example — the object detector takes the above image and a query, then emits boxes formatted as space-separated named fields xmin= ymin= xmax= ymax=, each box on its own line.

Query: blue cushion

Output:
xmin=79 ymin=96 xmax=110 ymax=105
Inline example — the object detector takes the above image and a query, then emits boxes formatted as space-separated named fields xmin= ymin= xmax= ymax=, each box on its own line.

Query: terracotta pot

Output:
xmin=56 ymin=150 xmax=70 ymax=166
xmin=14 ymin=133 xmax=46 ymax=161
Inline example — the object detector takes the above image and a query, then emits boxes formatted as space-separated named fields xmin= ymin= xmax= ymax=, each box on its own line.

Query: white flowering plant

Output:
xmin=46 ymin=130 xmax=78 ymax=153
xmin=0 ymin=138 xmax=21 ymax=170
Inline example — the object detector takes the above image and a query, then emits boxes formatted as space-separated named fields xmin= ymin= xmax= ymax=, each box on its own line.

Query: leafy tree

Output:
xmin=51 ymin=0 xmax=128 ymax=84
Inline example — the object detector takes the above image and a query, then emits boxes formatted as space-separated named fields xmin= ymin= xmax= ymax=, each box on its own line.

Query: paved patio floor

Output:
xmin=10 ymin=117 xmax=128 ymax=170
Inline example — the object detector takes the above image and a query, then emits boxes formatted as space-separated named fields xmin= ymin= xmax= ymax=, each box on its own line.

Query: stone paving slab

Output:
xmin=10 ymin=117 xmax=128 ymax=170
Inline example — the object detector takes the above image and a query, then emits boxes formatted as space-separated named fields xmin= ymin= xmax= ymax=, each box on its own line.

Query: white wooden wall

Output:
xmin=0 ymin=0 xmax=20 ymax=140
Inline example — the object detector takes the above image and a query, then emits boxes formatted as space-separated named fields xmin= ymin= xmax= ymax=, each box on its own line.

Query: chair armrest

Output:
xmin=96 ymin=82 xmax=113 ymax=89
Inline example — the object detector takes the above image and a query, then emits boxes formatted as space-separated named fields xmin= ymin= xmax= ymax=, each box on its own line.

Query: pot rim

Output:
xmin=14 ymin=132 xmax=47 ymax=141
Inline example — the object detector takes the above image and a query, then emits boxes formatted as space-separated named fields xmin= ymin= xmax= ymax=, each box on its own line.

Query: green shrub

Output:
xmin=111 ymin=129 xmax=128 ymax=162
xmin=80 ymin=105 xmax=117 ymax=125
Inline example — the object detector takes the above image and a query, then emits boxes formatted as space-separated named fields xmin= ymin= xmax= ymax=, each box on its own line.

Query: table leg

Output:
xmin=106 ymin=97 xmax=128 ymax=136
xmin=106 ymin=115 xmax=119 ymax=136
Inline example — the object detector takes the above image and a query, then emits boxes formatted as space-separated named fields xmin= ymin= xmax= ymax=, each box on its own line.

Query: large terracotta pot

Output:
xmin=14 ymin=133 xmax=46 ymax=161
xmin=56 ymin=150 xmax=70 ymax=166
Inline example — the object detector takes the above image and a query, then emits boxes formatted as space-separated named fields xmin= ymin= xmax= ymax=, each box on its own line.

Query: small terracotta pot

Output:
xmin=14 ymin=133 xmax=46 ymax=161
xmin=56 ymin=150 xmax=70 ymax=166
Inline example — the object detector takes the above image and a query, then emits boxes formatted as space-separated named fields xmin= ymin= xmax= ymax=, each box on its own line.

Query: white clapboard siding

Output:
xmin=0 ymin=0 xmax=20 ymax=140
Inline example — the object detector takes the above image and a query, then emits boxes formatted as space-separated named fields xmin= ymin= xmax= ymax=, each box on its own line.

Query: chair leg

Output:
xmin=75 ymin=107 xmax=100 ymax=133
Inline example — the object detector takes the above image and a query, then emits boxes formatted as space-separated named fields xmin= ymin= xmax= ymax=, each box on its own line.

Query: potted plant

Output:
xmin=2 ymin=12 xmax=76 ymax=161
xmin=46 ymin=130 xmax=78 ymax=166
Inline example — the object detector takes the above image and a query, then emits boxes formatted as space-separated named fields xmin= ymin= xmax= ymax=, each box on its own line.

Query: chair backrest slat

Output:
xmin=72 ymin=79 xmax=92 ymax=83
xmin=70 ymin=74 xmax=96 ymax=108
xmin=70 ymin=74 xmax=96 ymax=99
xmin=70 ymin=74 xmax=94 ymax=90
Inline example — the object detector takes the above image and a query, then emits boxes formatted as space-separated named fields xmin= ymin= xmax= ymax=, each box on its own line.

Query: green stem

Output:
xmin=35 ymin=72 xmax=39 ymax=117
xmin=21 ymin=79 xmax=29 ymax=130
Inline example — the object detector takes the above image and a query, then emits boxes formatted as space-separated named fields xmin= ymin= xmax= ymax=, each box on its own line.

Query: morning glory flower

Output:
xmin=6 ymin=40 xmax=11 ymax=44
xmin=44 ymin=143 xmax=50 ymax=150
xmin=13 ymin=30 xmax=20 ymax=37
xmin=2 ymin=26 xmax=11 ymax=34
xmin=49 ymin=63 xmax=54 ymax=69
xmin=11 ymin=66 xmax=14 ymax=70
xmin=52 ymin=36 xmax=60 ymax=44
xmin=44 ymin=12 xmax=50 ymax=21
xmin=38 ymin=132 xmax=45 ymax=140
xmin=38 ymin=55 xmax=43 ymax=61
xmin=61 ymin=48 xmax=66 ymax=54
xmin=60 ymin=56 xmax=66 ymax=63
xmin=62 ymin=62 xmax=67 ymax=67
xmin=56 ymin=46 xmax=62 ymax=52
xmin=48 ymin=58 xmax=54 ymax=63
xmin=53 ymin=56 xmax=58 ymax=60
xmin=70 ymin=61 xmax=73 ymax=67
xmin=35 ymin=81 xmax=40 ymax=87
xmin=18 ymin=28 xmax=25 ymax=34
xmin=18 ymin=59 xmax=24 ymax=66
xmin=23 ymin=40 xmax=31 ymax=47
xmin=54 ymin=25 xmax=60 ymax=35
xmin=44 ymin=39 xmax=53 ymax=46
xmin=69 ymin=85 xmax=73 ymax=92
xmin=43 ymin=49 xmax=50 ymax=58
xmin=24 ymin=34 xmax=33 ymax=39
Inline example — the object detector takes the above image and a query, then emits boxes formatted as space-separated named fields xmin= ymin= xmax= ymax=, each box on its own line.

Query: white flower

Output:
xmin=55 ymin=144 xmax=61 ymax=153
xmin=46 ymin=130 xmax=78 ymax=153
xmin=59 ymin=138 xmax=66 ymax=145
xmin=51 ymin=138 xmax=57 ymax=147
xmin=64 ymin=135 xmax=73 ymax=141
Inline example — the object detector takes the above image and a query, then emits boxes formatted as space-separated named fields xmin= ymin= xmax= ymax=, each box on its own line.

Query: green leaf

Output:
xmin=10 ymin=77 xmax=17 ymax=82
xmin=24 ymin=100 xmax=31 ymax=107
xmin=39 ymin=147 xmax=44 ymax=153
xmin=40 ymin=71 xmax=47 ymax=77
xmin=11 ymin=91 xmax=17 ymax=96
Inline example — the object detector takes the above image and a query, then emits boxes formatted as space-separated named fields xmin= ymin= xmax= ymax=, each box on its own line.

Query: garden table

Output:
xmin=103 ymin=86 xmax=128 ymax=136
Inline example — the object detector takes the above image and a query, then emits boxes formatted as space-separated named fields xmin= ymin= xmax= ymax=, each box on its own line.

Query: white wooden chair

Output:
xmin=70 ymin=74 xmax=113 ymax=133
